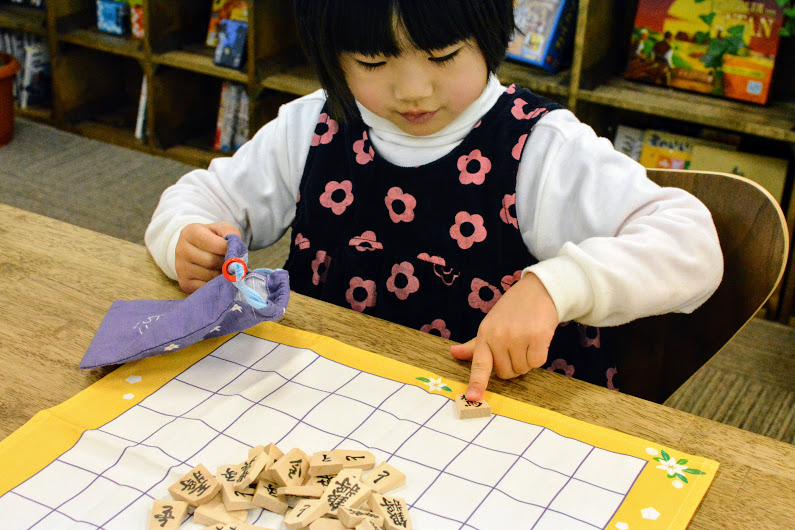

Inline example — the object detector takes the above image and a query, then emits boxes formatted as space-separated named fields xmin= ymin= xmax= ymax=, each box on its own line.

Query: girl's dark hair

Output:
xmin=293 ymin=0 xmax=515 ymax=122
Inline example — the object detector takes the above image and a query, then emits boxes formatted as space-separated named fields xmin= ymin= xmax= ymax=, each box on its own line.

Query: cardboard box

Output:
xmin=625 ymin=0 xmax=786 ymax=104
xmin=638 ymin=129 xmax=735 ymax=170
xmin=507 ymin=0 xmax=577 ymax=73
xmin=689 ymin=144 xmax=789 ymax=203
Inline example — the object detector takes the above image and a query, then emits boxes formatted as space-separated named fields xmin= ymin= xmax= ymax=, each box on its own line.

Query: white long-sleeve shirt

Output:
xmin=146 ymin=76 xmax=722 ymax=327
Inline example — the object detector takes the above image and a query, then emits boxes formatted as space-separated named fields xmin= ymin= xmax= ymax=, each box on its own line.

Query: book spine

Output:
xmin=233 ymin=88 xmax=249 ymax=150
xmin=134 ymin=76 xmax=148 ymax=140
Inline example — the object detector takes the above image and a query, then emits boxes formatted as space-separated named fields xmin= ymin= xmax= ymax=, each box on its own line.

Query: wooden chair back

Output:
xmin=615 ymin=169 xmax=789 ymax=403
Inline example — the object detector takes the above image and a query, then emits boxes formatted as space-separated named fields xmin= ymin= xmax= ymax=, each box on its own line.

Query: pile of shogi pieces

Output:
xmin=149 ymin=442 xmax=411 ymax=530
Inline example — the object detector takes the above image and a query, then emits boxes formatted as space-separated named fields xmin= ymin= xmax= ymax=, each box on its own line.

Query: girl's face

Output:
xmin=339 ymin=28 xmax=489 ymax=136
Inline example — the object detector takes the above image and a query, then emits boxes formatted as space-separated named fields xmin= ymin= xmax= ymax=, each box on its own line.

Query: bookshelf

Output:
xmin=2 ymin=0 xmax=794 ymax=324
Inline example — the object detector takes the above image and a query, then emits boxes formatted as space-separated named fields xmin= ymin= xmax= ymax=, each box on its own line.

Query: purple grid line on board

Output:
xmin=602 ymin=459 xmax=648 ymax=526
xmin=22 ymin=335 xmax=282 ymax=529
xmin=5 ymin=333 xmax=653 ymax=529
xmin=407 ymin=414 xmax=496 ymax=525
xmin=458 ymin=422 xmax=544 ymax=529
xmin=98 ymin=343 xmax=320 ymax=528
xmin=209 ymin=339 xmax=650 ymax=492
xmin=9 ymin=490 xmax=101 ymax=529
xmin=531 ymin=446 xmax=596 ymax=530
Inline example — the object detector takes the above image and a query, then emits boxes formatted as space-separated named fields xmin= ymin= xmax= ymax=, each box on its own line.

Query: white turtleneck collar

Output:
xmin=356 ymin=74 xmax=506 ymax=167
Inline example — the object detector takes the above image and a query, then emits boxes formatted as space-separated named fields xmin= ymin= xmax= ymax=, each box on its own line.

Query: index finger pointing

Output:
xmin=465 ymin=340 xmax=493 ymax=402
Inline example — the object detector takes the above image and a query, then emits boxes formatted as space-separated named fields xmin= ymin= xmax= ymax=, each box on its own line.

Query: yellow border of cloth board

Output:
xmin=0 ymin=321 xmax=718 ymax=528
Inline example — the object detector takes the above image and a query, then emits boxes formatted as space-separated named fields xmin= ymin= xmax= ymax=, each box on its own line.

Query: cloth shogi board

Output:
xmin=0 ymin=322 xmax=718 ymax=529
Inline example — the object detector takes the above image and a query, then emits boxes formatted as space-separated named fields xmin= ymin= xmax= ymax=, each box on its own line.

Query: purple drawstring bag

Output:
xmin=80 ymin=235 xmax=290 ymax=369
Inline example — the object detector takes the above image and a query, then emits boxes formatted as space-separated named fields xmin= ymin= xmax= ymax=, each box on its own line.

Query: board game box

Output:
xmin=206 ymin=0 xmax=249 ymax=48
xmin=625 ymin=0 xmax=787 ymax=104
xmin=507 ymin=0 xmax=577 ymax=73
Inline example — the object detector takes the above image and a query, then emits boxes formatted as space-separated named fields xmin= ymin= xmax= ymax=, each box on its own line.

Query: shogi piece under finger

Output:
xmin=309 ymin=518 xmax=347 ymax=530
xmin=271 ymin=448 xmax=310 ymax=486
xmin=193 ymin=494 xmax=248 ymax=526
xmin=256 ymin=443 xmax=285 ymax=482
xmin=149 ymin=499 xmax=189 ymax=529
xmin=368 ymin=493 xmax=412 ymax=530
xmin=252 ymin=479 xmax=289 ymax=515
xmin=332 ymin=450 xmax=376 ymax=470
xmin=234 ymin=445 xmax=269 ymax=491
xmin=168 ymin=464 xmax=222 ymax=506
xmin=283 ymin=498 xmax=330 ymax=529
xmin=322 ymin=471 xmax=373 ymax=516
xmin=361 ymin=462 xmax=406 ymax=494
xmin=454 ymin=394 xmax=492 ymax=419
xmin=277 ymin=484 xmax=326 ymax=498
xmin=309 ymin=451 xmax=344 ymax=476
xmin=337 ymin=506 xmax=385 ymax=528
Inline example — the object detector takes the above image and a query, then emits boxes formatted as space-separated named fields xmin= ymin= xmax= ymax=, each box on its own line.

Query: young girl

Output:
xmin=146 ymin=0 xmax=722 ymax=402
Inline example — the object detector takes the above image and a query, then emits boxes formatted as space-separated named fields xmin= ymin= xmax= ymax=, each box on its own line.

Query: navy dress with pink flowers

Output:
xmin=284 ymin=86 xmax=620 ymax=390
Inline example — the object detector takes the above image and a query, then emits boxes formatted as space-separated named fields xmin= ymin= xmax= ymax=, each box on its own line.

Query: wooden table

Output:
xmin=1 ymin=203 xmax=793 ymax=528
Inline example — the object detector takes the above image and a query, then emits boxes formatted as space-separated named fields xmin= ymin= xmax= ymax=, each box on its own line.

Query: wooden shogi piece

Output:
xmin=354 ymin=520 xmax=381 ymax=530
xmin=149 ymin=499 xmax=189 ymax=529
xmin=202 ymin=523 xmax=271 ymax=530
xmin=233 ymin=445 xmax=269 ymax=491
xmin=321 ymin=470 xmax=373 ymax=516
xmin=283 ymin=498 xmax=330 ymax=529
xmin=337 ymin=506 xmax=385 ymax=528
xmin=361 ymin=462 xmax=406 ymax=494
xmin=454 ymin=393 xmax=492 ymax=419
xmin=216 ymin=464 xmax=256 ymax=511
xmin=252 ymin=479 xmax=289 ymax=515
xmin=309 ymin=451 xmax=344 ymax=476
xmin=368 ymin=493 xmax=412 ymax=530
xmin=192 ymin=494 xmax=248 ymax=526
xmin=277 ymin=484 xmax=326 ymax=498
xmin=332 ymin=450 xmax=376 ymax=470
xmin=271 ymin=447 xmax=310 ymax=486
xmin=255 ymin=443 xmax=284 ymax=483
xmin=308 ymin=518 xmax=347 ymax=530
xmin=168 ymin=464 xmax=222 ymax=506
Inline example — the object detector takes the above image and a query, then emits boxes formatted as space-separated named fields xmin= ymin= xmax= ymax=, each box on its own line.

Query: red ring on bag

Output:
xmin=222 ymin=258 xmax=247 ymax=282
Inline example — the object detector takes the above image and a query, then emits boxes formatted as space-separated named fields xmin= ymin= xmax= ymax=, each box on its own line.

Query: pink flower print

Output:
xmin=294 ymin=233 xmax=310 ymax=250
xmin=386 ymin=261 xmax=420 ymax=300
xmin=506 ymin=84 xmax=517 ymax=94
xmin=418 ymin=254 xmax=459 ymax=286
xmin=606 ymin=367 xmax=619 ymax=391
xmin=385 ymin=187 xmax=416 ymax=223
xmin=417 ymin=253 xmax=446 ymax=266
xmin=500 ymin=270 xmax=523 ymax=291
xmin=468 ymin=278 xmax=501 ymax=313
xmin=511 ymin=99 xmax=547 ymax=120
xmin=578 ymin=324 xmax=601 ymax=348
xmin=345 ymin=276 xmax=377 ymax=312
xmin=450 ymin=211 xmax=487 ymax=249
xmin=500 ymin=193 xmax=518 ymax=229
xmin=353 ymin=130 xmax=375 ymax=165
xmin=349 ymin=231 xmax=383 ymax=251
xmin=548 ymin=358 xmax=575 ymax=378
xmin=474 ymin=120 xmax=481 ymax=128
xmin=311 ymin=250 xmax=332 ymax=286
xmin=420 ymin=318 xmax=451 ymax=339
xmin=512 ymin=133 xmax=527 ymax=161
xmin=296 ymin=191 xmax=301 ymax=203
xmin=319 ymin=180 xmax=354 ymax=215
xmin=457 ymin=149 xmax=492 ymax=185
xmin=311 ymin=113 xmax=339 ymax=146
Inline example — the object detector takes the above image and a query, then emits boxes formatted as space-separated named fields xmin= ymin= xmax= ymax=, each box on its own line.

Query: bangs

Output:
xmin=329 ymin=0 xmax=478 ymax=56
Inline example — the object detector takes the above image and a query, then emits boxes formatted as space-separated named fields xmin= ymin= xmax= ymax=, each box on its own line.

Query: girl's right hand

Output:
xmin=175 ymin=222 xmax=242 ymax=294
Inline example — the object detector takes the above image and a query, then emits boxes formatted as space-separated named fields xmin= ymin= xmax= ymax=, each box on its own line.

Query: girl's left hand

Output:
xmin=449 ymin=272 xmax=559 ymax=402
